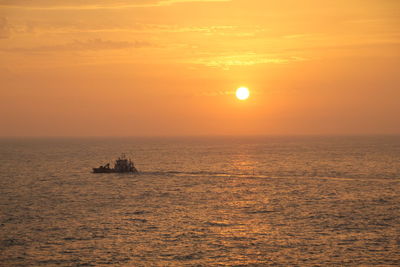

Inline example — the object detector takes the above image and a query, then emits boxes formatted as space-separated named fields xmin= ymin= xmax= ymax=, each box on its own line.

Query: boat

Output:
xmin=93 ymin=154 xmax=138 ymax=173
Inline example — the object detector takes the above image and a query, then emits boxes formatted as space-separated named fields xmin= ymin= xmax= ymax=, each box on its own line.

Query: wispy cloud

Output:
xmin=283 ymin=40 xmax=400 ymax=53
xmin=0 ymin=0 xmax=230 ymax=10
xmin=190 ymin=53 xmax=306 ymax=70
xmin=282 ymin=34 xmax=312 ymax=39
xmin=11 ymin=23 xmax=238 ymax=35
xmin=1 ymin=38 xmax=152 ymax=53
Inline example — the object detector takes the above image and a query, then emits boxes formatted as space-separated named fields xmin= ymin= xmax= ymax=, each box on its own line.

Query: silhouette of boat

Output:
xmin=93 ymin=154 xmax=138 ymax=173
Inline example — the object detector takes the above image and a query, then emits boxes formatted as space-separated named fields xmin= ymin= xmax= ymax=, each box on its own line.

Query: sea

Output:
xmin=0 ymin=136 xmax=399 ymax=266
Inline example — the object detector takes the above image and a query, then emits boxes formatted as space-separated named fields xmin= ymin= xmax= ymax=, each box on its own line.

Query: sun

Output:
xmin=236 ymin=87 xmax=250 ymax=100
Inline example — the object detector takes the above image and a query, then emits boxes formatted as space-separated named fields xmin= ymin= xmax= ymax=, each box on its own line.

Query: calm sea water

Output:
xmin=0 ymin=136 xmax=399 ymax=266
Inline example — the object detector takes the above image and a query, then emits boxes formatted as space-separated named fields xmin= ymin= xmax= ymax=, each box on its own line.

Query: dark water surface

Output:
xmin=0 ymin=136 xmax=399 ymax=266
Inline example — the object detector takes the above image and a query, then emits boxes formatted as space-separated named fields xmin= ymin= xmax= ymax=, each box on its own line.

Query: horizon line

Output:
xmin=1 ymin=133 xmax=400 ymax=139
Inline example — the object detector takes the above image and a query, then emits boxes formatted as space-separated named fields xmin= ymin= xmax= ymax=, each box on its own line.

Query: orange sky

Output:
xmin=0 ymin=0 xmax=399 ymax=136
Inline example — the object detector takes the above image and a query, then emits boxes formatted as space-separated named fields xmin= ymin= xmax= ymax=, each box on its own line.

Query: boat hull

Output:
xmin=92 ymin=167 xmax=138 ymax=173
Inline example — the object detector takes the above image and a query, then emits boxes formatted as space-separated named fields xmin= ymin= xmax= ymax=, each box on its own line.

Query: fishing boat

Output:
xmin=93 ymin=154 xmax=138 ymax=173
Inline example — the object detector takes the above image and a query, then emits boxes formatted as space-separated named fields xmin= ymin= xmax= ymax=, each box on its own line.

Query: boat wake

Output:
xmin=137 ymin=170 xmax=395 ymax=181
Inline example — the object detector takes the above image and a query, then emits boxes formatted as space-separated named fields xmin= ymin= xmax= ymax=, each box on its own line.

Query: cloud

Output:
xmin=0 ymin=0 xmax=230 ymax=10
xmin=190 ymin=53 xmax=306 ymax=70
xmin=8 ymin=22 xmax=239 ymax=35
xmin=283 ymin=40 xmax=400 ymax=54
xmin=1 ymin=38 xmax=152 ymax=53
xmin=282 ymin=34 xmax=312 ymax=39
xmin=0 ymin=17 xmax=10 ymax=39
